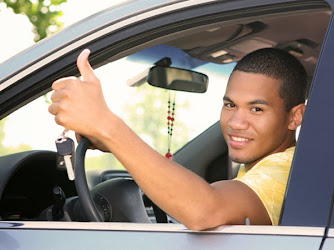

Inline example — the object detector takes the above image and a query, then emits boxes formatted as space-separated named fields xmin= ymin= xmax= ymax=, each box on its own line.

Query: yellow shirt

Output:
xmin=234 ymin=147 xmax=295 ymax=225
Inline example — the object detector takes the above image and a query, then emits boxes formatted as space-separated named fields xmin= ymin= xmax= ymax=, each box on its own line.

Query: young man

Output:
xmin=48 ymin=48 xmax=307 ymax=229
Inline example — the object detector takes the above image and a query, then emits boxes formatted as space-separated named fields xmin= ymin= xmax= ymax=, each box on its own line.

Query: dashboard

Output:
xmin=0 ymin=151 xmax=76 ymax=220
xmin=0 ymin=150 xmax=170 ymax=223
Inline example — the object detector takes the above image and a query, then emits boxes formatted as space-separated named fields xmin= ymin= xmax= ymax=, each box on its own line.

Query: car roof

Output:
xmin=0 ymin=0 xmax=198 ymax=85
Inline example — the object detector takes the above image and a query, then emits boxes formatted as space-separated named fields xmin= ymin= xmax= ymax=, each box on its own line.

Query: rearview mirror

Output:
xmin=147 ymin=66 xmax=208 ymax=93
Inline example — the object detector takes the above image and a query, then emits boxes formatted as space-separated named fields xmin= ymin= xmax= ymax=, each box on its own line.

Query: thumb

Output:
xmin=77 ymin=49 xmax=99 ymax=84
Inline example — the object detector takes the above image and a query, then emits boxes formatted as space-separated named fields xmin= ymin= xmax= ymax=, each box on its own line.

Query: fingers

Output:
xmin=50 ymin=89 xmax=64 ymax=103
xmin=49 ymin=77 xmax=77 ymax=115
xmin=49 ymin=80 xmax=74 ymax=126
xmin=52 ymin=76 xmax=77 ymax=91
xmin=48 ymin=102 xmax=69 ymax=128
xmin=75 ymin=133 xmax=98 ymax=150
xmin=48 ymin=101 xmax=59 ymax=115
xmin=75 ymin=133 xmax=83 ymax=143
xmin=77 ymin=49 xmax=100 ymax=84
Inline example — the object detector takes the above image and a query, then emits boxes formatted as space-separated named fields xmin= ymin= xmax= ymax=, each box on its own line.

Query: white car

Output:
xmin=1 ymin=0 xmax=334 ymax=249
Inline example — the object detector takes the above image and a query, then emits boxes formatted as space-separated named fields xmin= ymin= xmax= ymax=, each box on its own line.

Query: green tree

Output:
xmin=1 ymin=0 xmax=67 ymax=42
xmin=0 ymin=0 xmax=66 ymax=156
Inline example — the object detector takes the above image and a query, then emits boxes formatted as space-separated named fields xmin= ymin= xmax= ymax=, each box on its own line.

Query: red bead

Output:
xmin=171 ymin=118 xmax=174 ymax=121
xmin=165 ymin=152 xmax=173 ymax=160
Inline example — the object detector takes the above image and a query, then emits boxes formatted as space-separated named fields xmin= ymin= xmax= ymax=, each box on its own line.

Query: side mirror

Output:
xmin=147 ymin=66 xmax=208 ymax=93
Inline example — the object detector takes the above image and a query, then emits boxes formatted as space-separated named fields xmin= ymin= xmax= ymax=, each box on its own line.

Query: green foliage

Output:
xmin=1 ymin=0 xmax=67 ymax=42
xmin=0 ymin=0 xmax=65 ymax=156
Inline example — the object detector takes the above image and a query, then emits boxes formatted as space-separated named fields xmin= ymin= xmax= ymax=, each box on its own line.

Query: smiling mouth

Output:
xmin=228 ymin=135 xmax=252 ymax=149
xmin=231 ymin=136 xmax=250 ymax=142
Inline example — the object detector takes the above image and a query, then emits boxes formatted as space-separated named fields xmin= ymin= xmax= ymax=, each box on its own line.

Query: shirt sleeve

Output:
xmin=234 ymin=148 xmax=294 ymax=225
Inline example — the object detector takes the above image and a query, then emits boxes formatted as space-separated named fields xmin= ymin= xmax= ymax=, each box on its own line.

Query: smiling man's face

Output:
xmin=220 ymin=70 xmax=296 ymax=169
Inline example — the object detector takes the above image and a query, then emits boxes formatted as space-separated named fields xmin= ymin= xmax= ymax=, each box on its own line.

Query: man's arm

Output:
xmin=48 ymin=49 xmax=271 ymax=230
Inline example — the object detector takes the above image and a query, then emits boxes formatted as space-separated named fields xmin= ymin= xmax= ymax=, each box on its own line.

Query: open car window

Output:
xmin=1 ymin=45 xmax=233 ymax=170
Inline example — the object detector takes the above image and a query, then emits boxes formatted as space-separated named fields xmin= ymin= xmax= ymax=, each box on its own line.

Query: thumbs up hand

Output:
xmin=77 ymin=49 xmax=100 ymax=85
xmin=49 ymin=49 xmax=111 ymax=150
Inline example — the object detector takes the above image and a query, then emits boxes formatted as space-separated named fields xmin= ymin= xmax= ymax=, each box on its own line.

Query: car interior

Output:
xmin=0 ymin=3 xmax=331 ymax=224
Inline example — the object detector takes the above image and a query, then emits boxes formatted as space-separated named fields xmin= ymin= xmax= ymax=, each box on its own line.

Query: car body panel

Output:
xmin=323 ymin=238 xmax=334 ymax=250
xmin=0 ymin=222 xmax=326 ymax=250
xmin=281 ymin=0 xmax=334 ymax=227
xmin=1 ymin=0 xmax=334 ymax=249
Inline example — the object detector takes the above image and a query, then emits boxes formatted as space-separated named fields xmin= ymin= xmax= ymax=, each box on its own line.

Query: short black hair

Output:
xmin=233 ymin=48 xmax=308 ymax=111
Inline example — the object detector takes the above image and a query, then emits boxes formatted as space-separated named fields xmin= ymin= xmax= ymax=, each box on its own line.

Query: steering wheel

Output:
xmin=74 ymin=137 xmax=151 ymax=223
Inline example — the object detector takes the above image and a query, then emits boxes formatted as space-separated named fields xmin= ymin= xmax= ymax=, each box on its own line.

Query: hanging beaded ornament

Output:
xmin=166 ymin=91 xmax=176 ymax=160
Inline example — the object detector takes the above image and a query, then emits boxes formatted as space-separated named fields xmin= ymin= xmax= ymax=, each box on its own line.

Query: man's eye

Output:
xmin=251 ymin=107 xmax=263 ymax=112
xmin=224 ymin=103 xmax=235 ymax=108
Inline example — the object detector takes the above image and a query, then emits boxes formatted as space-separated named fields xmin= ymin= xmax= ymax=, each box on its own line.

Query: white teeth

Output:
xmin=231 ymin=136 xmax=249 ymax=142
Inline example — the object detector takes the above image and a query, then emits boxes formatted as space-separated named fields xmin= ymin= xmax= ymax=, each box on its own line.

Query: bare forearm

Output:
xmin=97 ymin=112 xmax=217 ymax=228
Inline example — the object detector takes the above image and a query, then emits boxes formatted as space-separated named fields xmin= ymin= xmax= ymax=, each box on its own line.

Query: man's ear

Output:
xmin=288 ymin=103 xmax=306 ymax=130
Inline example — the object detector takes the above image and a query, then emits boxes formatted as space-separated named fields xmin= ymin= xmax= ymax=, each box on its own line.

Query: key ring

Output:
xmin=56 ymin=129 xmax=69 ymax=143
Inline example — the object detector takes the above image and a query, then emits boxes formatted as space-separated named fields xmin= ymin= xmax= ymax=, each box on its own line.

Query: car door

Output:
xmin=281 ymin=0 xmax=334 ymax=227
xmin=1 ymin=0 xmax=334 ymax=249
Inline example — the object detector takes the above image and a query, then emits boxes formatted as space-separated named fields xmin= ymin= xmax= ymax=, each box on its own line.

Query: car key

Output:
xmin=55 ymin=130 xmax=75 ymax=181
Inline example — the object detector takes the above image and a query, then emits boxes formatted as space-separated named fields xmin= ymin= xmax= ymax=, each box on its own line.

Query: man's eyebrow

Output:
xmin=223 ymin=96 xmax=270 ymax=106
xmin=223 ymin=96 xmax=233 ymax=102
xmin=248 ymin=99 xmax=270 ymax=106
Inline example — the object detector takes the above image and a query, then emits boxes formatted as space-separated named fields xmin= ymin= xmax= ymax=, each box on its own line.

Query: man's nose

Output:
xmin=227 ymin=110 xmax=249 ymax=130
